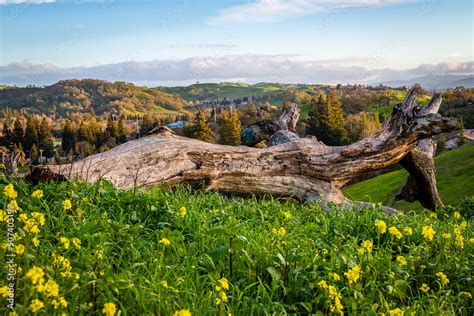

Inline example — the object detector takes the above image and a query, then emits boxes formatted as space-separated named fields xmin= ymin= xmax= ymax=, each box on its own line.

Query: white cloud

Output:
xmin=0 ymin=56 xmax=472 ymax=87
xmin=0 ymin=0 xmax=55 ymax=4
xmin=207 ymin=0 xmax=407 ymax=25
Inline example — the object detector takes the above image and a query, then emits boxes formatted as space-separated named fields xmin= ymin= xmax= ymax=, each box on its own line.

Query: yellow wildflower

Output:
xmin=220 ymin=291 xmax=228 ymax=302
xmin=32 ymin=237 xmax=40 ymax=247
xmin=37 ymin=279 xmax=59 ymax=297
xmin=442 ymin=233 xmax=452 ymax=239
xmin=332 ymin=273 xmax=341 ymax=281
xmin=18 ymin=213 xmax=28 ymax=222
xmin=388 ymin=226 xmax=402 ymax=239
xmin=420 ymin=284 xmax=430 ymax=293
xmin=453 ymin=211 xmax=461 ymax=220
xmin=173 ymin=310 xmax=192 ymax=316
xmin=278 ymin=227 xmax=286 ymax=237
xmin=160 ymin=280 xmax=169 ymax=288
xmin=29 ymin=299 xmax=44 ymax=313
xmin=375 ymin=220 xmax=387 ymax=234
xmin=388 ymin=308 xmax=404 ymax=316
xmin=331 ymin=296 xmax=344 ymax=314
xmin=63 ymin=199 xmax=72 ymax=210
xmin=361 ymin=240 xmax=373 ymax=253
xmin=102 ymin=302 xmax=117 ymax=316
xmin=318 ymin=280 xmax=328 ymax=289
xmin=344 ymin=265 xmax=361 ymax=284
xmin=328 ymin=285 xmax=341 ymax=300
xmin=470 ymin=237 xmax=474 ymax=244
xmin=31 ymin=190 xmax=44 ymax=199
xmin=283 ymin=211 xmax=291 ymax=220
xmin=0 ymin=285 xmax=11 ymax=297
xmin=31 ymin=212 xmax=45 ymax=225
xmin=422 ymin=226 xmax=436 ymax=241
xmin=0 ymin=210 xmax=8 ymax=222
xmin=403 ymin=227 xmax=413 ymax=236
xmin=7 ymin=200 xmax=19 ymax=212
xmin=26 ymin=266 xmax=45 ymax=285
xmin=217 ymin=277 xmax=229 ymax=290
xmin=95 ymin=248 xmax=104 ymax=260
xmin=436 ymin=272 xmax=449 ymax=286
xmin=179 ymin=206 xmax=187 ymax=218
xmin=4 ymin=184 xmax=18 ymax=199
xmin=72 ymin=238 xmax=81 ymax=249
xmin=23 ymin=219 xmax=39 ymax=234
xmin=455 ymin=234 xmax=464 ymax=249
xmin=15 ymin=244 xmax=25 ymax=255
xmin=51 ymin=297 xmax=68 ymax=309
xmin=159 ymin=238 xmax=171 ymax=246
xmin=52 ymin=254 xmax=73 ymax=278
xmin=59 ymin=237 xmax=70 ymax=250
xmin=396 ymin=256 xmax=407 ymax=266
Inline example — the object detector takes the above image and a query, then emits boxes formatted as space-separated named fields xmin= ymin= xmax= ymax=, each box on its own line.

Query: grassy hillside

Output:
xmin=0 ymin=79 xmax=190 ymax=117
xmin=159 ymin=82 xmax=320 ymax=106
xmin=344 ymin=143 xmax=474 ymax=210
xmin=0 ymin=179 xmax=472 ymax=315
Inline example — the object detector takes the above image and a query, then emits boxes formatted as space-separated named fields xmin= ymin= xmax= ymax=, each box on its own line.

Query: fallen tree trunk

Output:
xmin=396 ymin=93 xmax=445 ymax=210
xmin=38 ymin=88 xmax=457 ymax=211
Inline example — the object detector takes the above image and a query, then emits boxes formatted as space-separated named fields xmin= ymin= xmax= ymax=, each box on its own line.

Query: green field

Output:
xmin=344 ymin=143 xmax=474 ymax=210
xmin=0 ymin=176 xmax=473 ymax=315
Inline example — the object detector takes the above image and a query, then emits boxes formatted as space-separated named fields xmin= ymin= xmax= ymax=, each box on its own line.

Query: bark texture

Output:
xmin=37 ymin=88 xmax=458 ymax=211
xmin=396 ymin=93 xmax=445 ymax=210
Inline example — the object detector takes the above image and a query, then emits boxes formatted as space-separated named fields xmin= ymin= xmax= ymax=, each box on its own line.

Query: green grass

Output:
xmin=344 ymin=143 xmax=474 ymax=210
xmin=1 ymin=177 xmax=473 ymax=315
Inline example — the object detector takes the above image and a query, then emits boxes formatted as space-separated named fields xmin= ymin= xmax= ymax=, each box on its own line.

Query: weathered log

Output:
xmin=396 ymin=93 xmax=444 ymax=210
xmin=40 ymin=88 xmax=458 ymax=211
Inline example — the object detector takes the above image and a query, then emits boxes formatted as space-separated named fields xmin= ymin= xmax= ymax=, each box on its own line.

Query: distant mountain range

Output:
xmin=379 ymin=75 xmax=474 ymax=90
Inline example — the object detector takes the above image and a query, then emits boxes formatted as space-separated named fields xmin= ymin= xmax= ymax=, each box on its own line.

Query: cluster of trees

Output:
xmin=0 ymin=116 xmax=55 ymax=164
xmin=61 ymin=116 xmax=128 ymax=159
xmin=305 ymin=92 xmax=349 ymax=145
xmin=184 ymin=109 xmax=241 ymax=145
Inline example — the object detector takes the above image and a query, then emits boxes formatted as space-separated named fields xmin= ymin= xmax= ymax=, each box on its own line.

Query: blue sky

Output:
xmin=0 ymin=0 xmax=472 ymax=86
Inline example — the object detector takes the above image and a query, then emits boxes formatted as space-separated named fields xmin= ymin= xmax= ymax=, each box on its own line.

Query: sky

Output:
xmin=0 ymin=0 xmax=472 ymax=86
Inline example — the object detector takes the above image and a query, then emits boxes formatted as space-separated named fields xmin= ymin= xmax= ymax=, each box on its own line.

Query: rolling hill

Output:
xmin=344 ymin=143 xmax=474 ymax=210
xmin=0 ymin=79 xmax=191 ymax=117
xmin=159 ymin=82 xmax=321 ymax=105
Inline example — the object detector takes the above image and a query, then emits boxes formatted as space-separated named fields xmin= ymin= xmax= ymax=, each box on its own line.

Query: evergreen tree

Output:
xmin=25 ymin=117 xmax=39 ymax=153
xmin=306 ymin=95 xmax=331 ymax=143
xmin=39 ymin=118 xmax=55 ymax=159
xmin=327 ymin=91 xmax=349 ymax=145
xmin=306 ymin=93 xmax=349 ymax=145
xmin=117 ymin=119 xmax=127 ymax=144
xmin=184 ymin=111 xmax=215 ymax=143
xmin=12 ymin=119 xmax=25 ymax=147
xmin=0 ymin=122 xmax=12 ymax=147
xmin=139 ymin=114 xmax=155 ymax=136
xmin=218 ymin=109 xmax=241 ymax=146
xmin=78 ymin=122 xmax=92 ymax=143
xmin=62 ymin=120 xmax=77 ymax=154
xmin=106 ymin=116 xmax=119 ymax=139
xmin=457 ymin=116 xmax=466 ymax=147
xmin=30 ymin=143 xmax=39 ymax=165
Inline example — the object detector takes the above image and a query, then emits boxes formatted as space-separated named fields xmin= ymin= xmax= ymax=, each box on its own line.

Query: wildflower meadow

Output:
xmin=0 ymin=178 xmax=473 ymax=315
